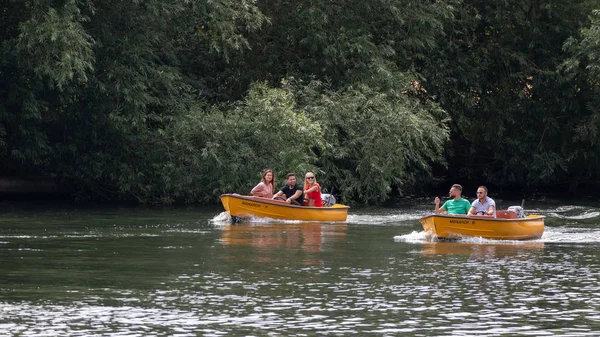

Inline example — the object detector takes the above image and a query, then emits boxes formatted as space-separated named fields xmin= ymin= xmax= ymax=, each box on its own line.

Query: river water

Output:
xmin=1 ymin=198 xmax=599 ymax=336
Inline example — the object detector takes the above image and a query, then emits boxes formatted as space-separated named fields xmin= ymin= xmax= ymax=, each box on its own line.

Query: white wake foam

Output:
xmin=348 ymin=211 xmax=428 ymax=225
xmin=547 ymin=211 xmax=600 ymax=220
xmin=393 ymin=226 xmax=600 ymax=244
xmin=209 ymin=211 xmax=231 ymax=225
xmin=393 ymin=230 xmax=434 ymax=243
xmin=541 ymin=227 xmax=600 ymax=243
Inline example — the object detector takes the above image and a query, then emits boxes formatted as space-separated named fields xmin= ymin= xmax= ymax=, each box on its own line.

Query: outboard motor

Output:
xmin=321 ymin=193 xmax=336 ymax=207
xmin=507 ymin=206 xmax=526 ymax=218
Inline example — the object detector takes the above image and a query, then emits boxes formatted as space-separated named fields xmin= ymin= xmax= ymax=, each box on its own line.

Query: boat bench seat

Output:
xmin=496 ymin=210 xmax=518 ymax=219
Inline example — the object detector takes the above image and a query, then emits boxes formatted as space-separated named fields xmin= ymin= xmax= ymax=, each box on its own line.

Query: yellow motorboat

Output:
xmin=420 ymin=210 xmax=545 ymax=240
xmin=219 ymin=194 xmax=349 ymax=222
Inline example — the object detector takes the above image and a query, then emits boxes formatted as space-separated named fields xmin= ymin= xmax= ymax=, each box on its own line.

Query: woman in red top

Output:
xmin=303 ymin=172 xmax=323 ymax=207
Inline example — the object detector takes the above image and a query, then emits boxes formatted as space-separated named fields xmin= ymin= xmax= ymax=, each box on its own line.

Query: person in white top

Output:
xmin=468 ymin=186 xmax=496 ymax=217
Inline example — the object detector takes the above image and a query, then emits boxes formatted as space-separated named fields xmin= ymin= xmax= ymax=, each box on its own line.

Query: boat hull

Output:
xmin=420 ymin=214 xmax=545 ymax=240
xmin=220 ymin=194 xmax=349 ymax=222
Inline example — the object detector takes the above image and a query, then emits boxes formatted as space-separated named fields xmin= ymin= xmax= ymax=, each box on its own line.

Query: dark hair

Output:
xmin=286 ymin=173 xmax=296 ymax=179
xmin=451 ymin=184 xmax=463 ymax=191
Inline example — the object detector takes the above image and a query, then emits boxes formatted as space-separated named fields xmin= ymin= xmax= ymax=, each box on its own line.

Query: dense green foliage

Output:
xmin=422 ymin=0 xmax=600 ymax=194
xmin=1 ymin=0 xmax=599 ymax=203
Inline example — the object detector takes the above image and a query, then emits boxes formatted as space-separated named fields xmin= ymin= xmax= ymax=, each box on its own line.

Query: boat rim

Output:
xmin=220 ymin=193 xmax=350 ymax=209
xmin=420 ymin=213 xmax=545 ymax=222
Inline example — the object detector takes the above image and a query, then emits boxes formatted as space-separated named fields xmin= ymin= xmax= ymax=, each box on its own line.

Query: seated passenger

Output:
xmin=468 ymin=186 xmax=496 ymax=217
xmin=303 ymin=172 xmax=323 ymax=207
xmin=272 ymin=173 xmax=304 ymax=205
xmin=434 ymin=184 xmax=471 ymax=215
xmin=250 ymin=169 xmax=275 ymax=198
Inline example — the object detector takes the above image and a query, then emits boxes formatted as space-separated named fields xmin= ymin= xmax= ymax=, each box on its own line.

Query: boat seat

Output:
xmin=496 ymin=210 xmax=518 ymax=219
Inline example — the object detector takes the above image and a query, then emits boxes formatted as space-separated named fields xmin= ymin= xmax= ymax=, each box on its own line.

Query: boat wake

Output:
xmin=209 ymin=211 xmax=232 ymax=225
xmin=347 ymin=211 xmax=428 ymax=225
xmin=541 ymin=227 xmax=600 ymax=243
xmin=394 ymin=230 xmax=435 ymax=243
xmin=209 ymin=212 xmax=317 ymax=225
xmin=527 ymin=205 xmax=600 ymax=220
xmin=547 ymin=210 xmax=600 ymax=220
xmin=394 ymin=226 xmax=600 ymax=244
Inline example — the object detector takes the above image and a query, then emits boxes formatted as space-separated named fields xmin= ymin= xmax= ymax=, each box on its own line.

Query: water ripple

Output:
xmin=3 ymin=203 xmax=600 ymax=336
xmin=347 ymin=212 xmax=427 ymax=225
xmin=4 ymin=251 xmax=600 ymax=336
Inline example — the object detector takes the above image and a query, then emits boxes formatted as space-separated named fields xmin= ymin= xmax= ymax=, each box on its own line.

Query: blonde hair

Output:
xmin=304 ymin=172 xmax=318 ymax=190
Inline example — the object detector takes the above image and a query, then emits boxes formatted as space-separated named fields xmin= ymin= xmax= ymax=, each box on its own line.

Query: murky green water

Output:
xmin=1 ymin=199 xmax=600 ymax=336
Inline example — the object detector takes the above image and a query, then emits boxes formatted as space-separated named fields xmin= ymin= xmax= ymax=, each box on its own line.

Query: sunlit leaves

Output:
xmin=158 ymin=82 xmax=322 ymax=202
xmin=297 ymin=81 xmax=449 ymax=204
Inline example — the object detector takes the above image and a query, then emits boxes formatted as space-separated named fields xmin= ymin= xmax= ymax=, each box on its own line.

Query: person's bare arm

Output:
xmin=435 ymin=197 xmax=445 ymax=214
xmin=251 ymin=183 xmax=266 ymax=197
xmin=288 ymin=190 xmax=303 ymax=203
xmin=304 ymin=186 xmax=318 ymax=193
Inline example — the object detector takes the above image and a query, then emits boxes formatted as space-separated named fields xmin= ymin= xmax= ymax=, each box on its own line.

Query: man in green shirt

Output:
xmin=434 ymin=184 xmax=471 ymax=215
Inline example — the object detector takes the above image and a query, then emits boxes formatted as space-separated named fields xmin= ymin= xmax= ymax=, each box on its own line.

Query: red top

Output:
xmin=306 ymin=183 xmax=323 ymax=207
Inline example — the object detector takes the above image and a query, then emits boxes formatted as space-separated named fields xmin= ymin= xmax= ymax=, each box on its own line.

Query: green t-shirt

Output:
xmin=441 ymin=198 xmax=471 ymax=215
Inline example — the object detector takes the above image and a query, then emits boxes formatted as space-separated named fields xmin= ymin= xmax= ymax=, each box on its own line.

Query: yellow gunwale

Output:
xmin=220 ymin=193 xmax=349 ymax=222
xmin=420 ymin=214 xmax=545 ymax=240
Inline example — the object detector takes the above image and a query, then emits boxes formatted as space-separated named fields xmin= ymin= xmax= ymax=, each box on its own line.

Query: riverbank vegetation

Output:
xmin=1 ymin=0 xmax=600 ymax=204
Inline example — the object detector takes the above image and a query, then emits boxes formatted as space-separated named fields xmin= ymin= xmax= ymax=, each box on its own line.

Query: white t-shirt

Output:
xmin=471 ymin=196 xmax=496 ymax=217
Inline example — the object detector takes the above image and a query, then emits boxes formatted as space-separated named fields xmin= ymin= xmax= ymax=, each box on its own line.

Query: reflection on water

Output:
xmin=1 ymin=201 xmax=600 ymax=336
xmin=420 ymin=241 xmax=545 ymax=257
xmin=219 ymin=222 xmax=347 ymax=265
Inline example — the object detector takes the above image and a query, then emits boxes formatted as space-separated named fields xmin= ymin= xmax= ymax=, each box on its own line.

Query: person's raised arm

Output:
xmin=434 ymin=197 xmax=444 ymax=214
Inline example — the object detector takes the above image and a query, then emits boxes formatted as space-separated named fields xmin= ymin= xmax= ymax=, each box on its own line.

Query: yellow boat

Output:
xmin=219 ymin=194 xmax=349 ymax=222
xmin=420 ymin=210 xmax=545 ymax=240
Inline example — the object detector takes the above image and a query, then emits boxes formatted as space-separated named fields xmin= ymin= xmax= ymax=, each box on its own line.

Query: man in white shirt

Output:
xmin=468 ymin=186 xmax=496 ymax=217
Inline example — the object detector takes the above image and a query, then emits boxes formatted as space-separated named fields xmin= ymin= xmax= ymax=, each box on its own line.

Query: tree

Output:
xmin=420 ymin=0 xmax=600 ymax=193
xmin=294 ymin=80 xmax=449 ymax=203
xmin=1 ymin=0 xmax=269 ymax=202
xmin=561 ymin=9 xmax=600 ymax=193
